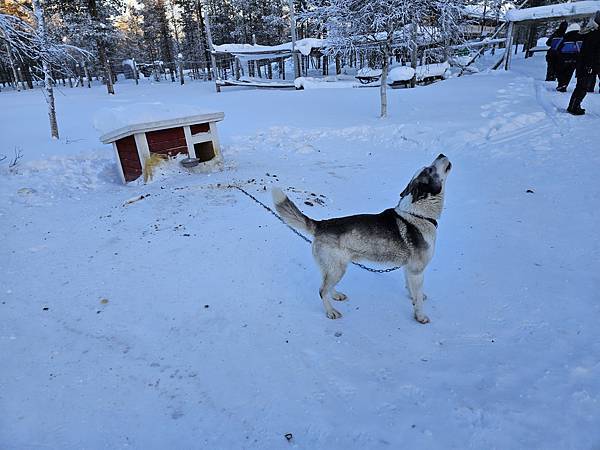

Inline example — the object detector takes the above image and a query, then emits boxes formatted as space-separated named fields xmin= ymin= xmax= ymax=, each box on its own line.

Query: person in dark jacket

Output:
xmin=546 ymin=21 xmax=568 ymax=81
xmin=568 ymin=11 xmax=600 ymax=115
xmin=587 ymin=72 xmax=599 ymax=93
xmin=556 ymin=23 xmax=582 ymax=92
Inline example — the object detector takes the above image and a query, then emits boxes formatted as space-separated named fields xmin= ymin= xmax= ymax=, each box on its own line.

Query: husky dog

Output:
xmin=272 ymin=154 xmax=452 ymax=323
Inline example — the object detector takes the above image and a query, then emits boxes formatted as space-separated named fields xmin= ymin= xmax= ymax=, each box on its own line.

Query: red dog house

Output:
xmin=100 ymin=112 xmax=224 ymax=183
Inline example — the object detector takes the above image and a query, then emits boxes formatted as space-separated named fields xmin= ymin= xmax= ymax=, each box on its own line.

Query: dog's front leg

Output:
xmin=406 ymin=270 xmax=429 ymax=324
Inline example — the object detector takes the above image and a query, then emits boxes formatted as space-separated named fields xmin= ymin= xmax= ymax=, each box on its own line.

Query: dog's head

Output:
xmin=399 ymin=154 xmax=452 ymax=217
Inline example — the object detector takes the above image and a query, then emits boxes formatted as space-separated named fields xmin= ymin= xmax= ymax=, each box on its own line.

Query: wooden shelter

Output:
xmin=100 ymin=113 xmax=224 ymax=183
xmin=504 ymin=0 xmax=600 ymax=70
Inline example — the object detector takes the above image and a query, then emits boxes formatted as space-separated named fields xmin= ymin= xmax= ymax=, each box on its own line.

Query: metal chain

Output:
xmin=230 ymin=185 xmax=403 ymax=274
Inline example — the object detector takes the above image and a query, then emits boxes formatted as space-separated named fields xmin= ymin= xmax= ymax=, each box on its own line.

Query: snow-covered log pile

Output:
xmin=357 ymin=68 xmax=383 ymax=78
xmin=388 ymin=66 xmax=416 ymax=82
xmin=388 ymin=62 xmax=450 ymax=84
xmin=416 ymin=61 xmax=451 ymax=81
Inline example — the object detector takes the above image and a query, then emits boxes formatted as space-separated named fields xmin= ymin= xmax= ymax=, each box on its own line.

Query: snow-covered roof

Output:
xmin=96 ymin=103 xmax=224 ymax=143
xmin=213 ymin=38 xmax=325 ymax=59
xmin=213 ymin=27 xmax=442 ymax=61
xmin=506 ymin=0 xmax=600 ymax=22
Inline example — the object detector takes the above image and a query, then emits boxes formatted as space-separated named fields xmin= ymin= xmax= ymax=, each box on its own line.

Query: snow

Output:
xmin=122 ymin=58 xmax=135 ymax=70
xmin=385 ymin=62 xmax=450 ymax=84
xmin=213 ymin=37 xmax=325 ymax=58
xmin=218 ymin=78 xmax=296 ymax=89
xmin=506 ymin=0 xmax=600 ymax=22
xmin=416 ymin=62 xmax=451 ymax=80
xmin=295 ymin=38 xmax=326 ymax=56
xmin=356 ymin=67 xmax=382 ymax=78
xmin=1 ymin=51 xmax=600 ymax=449
xmin=463 ymin=1 xmax=515 ymax=20
xmin=93 ymin=102 xmax=217 ymax=136
xmin=294 ymin=75 xmax=357 ymax=89
xmin=388 ymin=66 xmax=416 ymax=82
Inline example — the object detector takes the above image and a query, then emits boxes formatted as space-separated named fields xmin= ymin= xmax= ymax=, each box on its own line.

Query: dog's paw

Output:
xmin=332 ymin=291 xmax=348 ymax=302
xmin=415 ymin=313 xmax=430 ymax=324
xmin=326 ymin=308 xmax=343 ymax=319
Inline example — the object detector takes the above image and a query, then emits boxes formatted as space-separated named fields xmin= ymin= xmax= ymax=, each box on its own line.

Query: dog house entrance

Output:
xmin=194 ymin=141 xmax=216 ymax=162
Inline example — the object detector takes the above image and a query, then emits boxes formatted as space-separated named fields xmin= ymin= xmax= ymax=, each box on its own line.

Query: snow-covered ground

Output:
xmin=1 ymin=53 xmax=599 ymax=449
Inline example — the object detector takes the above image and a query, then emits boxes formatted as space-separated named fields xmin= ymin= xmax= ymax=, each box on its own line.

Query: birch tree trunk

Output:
xmin=179 ymin=58 xmax=184 ymax=85
xmin=3 ymin=41 xmax=21 ymax=91
xmin=32 ymin=0 xmax=59 ymax=139
xmin=102 ymin=51 xmax=115 ymax=93
xmin=410 ymin=22 xmax=418 ymax=88
xmin=380 ymin=42 xmax=390 ymax=118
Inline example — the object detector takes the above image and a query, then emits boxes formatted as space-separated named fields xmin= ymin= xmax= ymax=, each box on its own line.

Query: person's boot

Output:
xmin=567 ymin=96 xmax=585 ymax=115
xmin=556 ymin=85 xmax=567 ymax=93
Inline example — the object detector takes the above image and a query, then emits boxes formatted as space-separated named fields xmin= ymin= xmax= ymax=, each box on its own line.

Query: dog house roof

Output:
xmin=96 ymin=103 xmax=224 ymax=144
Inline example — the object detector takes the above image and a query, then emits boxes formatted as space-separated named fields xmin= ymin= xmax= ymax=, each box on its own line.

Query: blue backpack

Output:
xmin=550 ymin=37 xmax=563 ymax=50
xmin=560 ymin=40 xmax=582 ymax=54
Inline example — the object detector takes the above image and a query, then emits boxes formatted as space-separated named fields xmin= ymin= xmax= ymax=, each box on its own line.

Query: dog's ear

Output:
xmin=402 ymin=169 xmax=442 ymax=203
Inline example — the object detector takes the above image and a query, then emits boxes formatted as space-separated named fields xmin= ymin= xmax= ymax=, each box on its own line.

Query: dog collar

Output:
xmin=397 ymin=210 xmax=438 ymax=228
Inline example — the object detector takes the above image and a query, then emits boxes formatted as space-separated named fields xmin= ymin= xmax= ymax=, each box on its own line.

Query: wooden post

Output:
xmin=288 ymin=0 xmax=300 ymax=78
xmin=235 ymin=58 xmax=241 ymax=80
xmin=252 ymin=34 xmax=260 ymax=78
xmin=504 ymin=21 xmax=514 ymax=70
xmin=279 ymin=58 xmax=285 ymax=79
xmin=83 ymin=62 xmax=91 ymax=88
xmin=202 ymin=1 xmax=220 ymax=92
xmin=480 ymin=0 xmax=488 ymax=35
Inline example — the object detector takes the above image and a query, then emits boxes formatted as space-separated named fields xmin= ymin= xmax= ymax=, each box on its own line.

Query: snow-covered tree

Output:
xmin=0 ymin=3 xmax=90 ymax=138
xmin=303 ymin=0 xmax=466 ymax=117
xmin=173 ymin=0 xmax=210 ymax=79
xmin=31 ymin=0 xmax=60 ymax=137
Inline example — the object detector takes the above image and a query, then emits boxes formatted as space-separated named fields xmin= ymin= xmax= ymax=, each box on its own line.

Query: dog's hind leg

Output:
xmin=405 ymin=270 xmax=427 ymax=302
xmin=332 ymin=290 xmax=348 ymax=301
xmin=319 ymin=266 xmax=347 ymax=319
xmin=314 ymin=244 xmax=348 ymax=319
xmin=405 ymin=269 xmax=429 ymax=324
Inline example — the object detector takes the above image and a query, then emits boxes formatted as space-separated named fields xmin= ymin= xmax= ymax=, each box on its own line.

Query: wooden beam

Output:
xmin=504 ymin=21 xmax=515 ymax=70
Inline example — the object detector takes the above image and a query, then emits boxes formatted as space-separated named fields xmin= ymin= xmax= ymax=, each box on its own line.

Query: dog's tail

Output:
xmin=272 ymin=187 xmax=317 ymax=235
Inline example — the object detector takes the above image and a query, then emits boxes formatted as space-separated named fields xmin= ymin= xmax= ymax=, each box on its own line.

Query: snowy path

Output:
xmin=1 ymin=54 xmax=599 ymax=449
